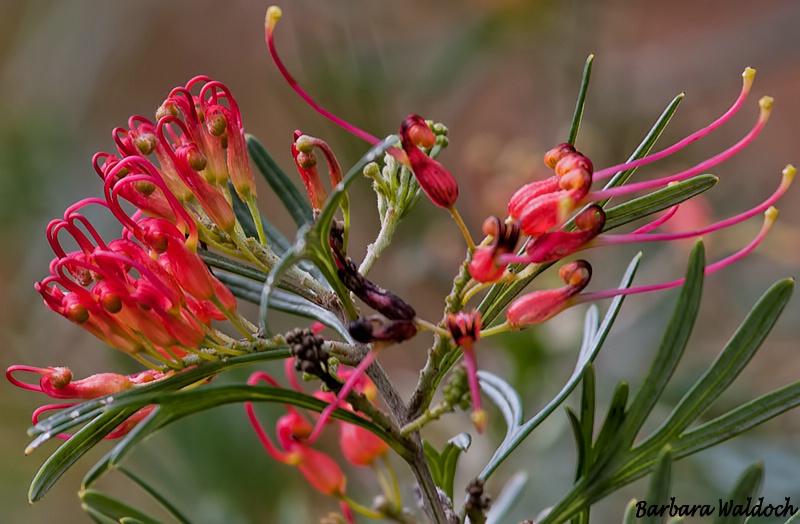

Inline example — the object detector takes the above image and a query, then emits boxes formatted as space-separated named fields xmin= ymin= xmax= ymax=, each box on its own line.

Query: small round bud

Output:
xmin=133 ymin=180 xmax=157 ymax=196
xmin=99 ymin=293 xmax=123 ymax=314
xmin=50 ymin=367 xmax=73 ymax=389
xmin=573 ymin=205 xmax=605 ymax=231
xmin=559 ymin=260 xmax=592 ymax=287
xmin=186 ymin=146 xmax=208 ymax=171
xmin=559 ymin=167 xmax=592 ymax=192
xmin=432 ymin=122 xmax=448 ymax=135
xmin=134 ymin=133 xmax=157 ymax=155
xmin=544 ymin=143 xmax=576 ymax=169
xmin=65 ymin=303 xmax=90 ymax=324
xmin=155 ymin=100 xmax=179 ymax=121
xmin=206 ymin=114 xmax=227 ymax=137
xmin=555 ymin=152 xmax=593 ymax=177
xmin=408 ymin=122 xmax=436 ymax=149
xmin=363 ymin=162 xmax=380 ymax=179
xmin=297 ymin=150 xmax=317 ymax=169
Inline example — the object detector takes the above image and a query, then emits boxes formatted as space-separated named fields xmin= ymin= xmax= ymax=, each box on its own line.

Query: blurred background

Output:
xmin=1 ymin=0 xmax=799 ymax=522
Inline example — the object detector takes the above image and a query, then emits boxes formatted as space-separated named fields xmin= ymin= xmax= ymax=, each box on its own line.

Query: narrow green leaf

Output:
xmin=246 ymin=134 xmax=312 ymax=227
xmin=566 ymin=408 xmax=587 ymax=484
xmin=440 ymin=433 xmax=472 ymax=500
xmin=568 ymin=54 xmax=594 ymax=145
xmin=591 ymin=381 xmax=629 ymax=463
xmin=621 ymin=241 xmax=705 ymax=448
xmin=602 ymin=174 xmax=717 ymax=231
xmin=622 ymin=499 xmax=639 ymax=524
xmin=479 ymin=254 xmax=641 ymax=481
xmin=578 ymin=364 xmax=596 ymax=473
xmin=85 ymin=506 xmax=125 ymax=524
xmin=80 ymin=489 xmax=163 ymax=524
xmin=29 ymin=409 xmax=140 ymax=502
xmin=647 ymin=278 xmax=794 ymax=444
xmin=422 ymin=440 xmax=444 ymax=490
xmin=83 ymin=408 xmax=163 ymax=490
xmin=672 ymin=380 xmax=800 ymax=459
xmin=198 ymin=249 xmax=269 ymax=282
xmin=486 ymin=472 xmax=529 ymax=524
xmin=641 ymin=447 xmax=672 ymax=524
xmin=714 ymin=463 xmax=763 ymax=524
xmin=478 ymin=370 xmax=523 ymax=434
xmin=577 ymin=306 xmax=600 ymax=361
xmin=218 ymin=272 xmax=351 ymax=341
xmin=118 ymin=467 xmax=192 ymax=524
xmin=600 ymin=93 xmax=684 ymax=195
xmin=229 ymin=181 xmax=291 ymax=253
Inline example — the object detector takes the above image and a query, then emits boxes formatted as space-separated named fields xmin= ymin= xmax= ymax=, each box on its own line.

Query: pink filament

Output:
xmin=593 ymin=72 xmax=753 ymax=181
xmin=577 ymin=211 xmax=775 ymax=303
xmin=307 ymin=349 xmax=378 ymax=444
xmin=587 ymin=105 xmax=770 ymax=202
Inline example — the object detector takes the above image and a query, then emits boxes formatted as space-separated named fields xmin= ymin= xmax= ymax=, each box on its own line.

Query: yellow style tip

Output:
xmin=758 ymin=96 xmax=774 ymax=113
xmin=782 ymin=164 xmax=796 ymax=182
xmin=266 ymin=6 xmax=282 ymax=30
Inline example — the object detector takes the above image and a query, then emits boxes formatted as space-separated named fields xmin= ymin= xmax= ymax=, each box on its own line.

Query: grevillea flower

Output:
xmin=446 ymin=310 xmax=486 ymax=432
xmin=6 ymin=366 xmax=167 ymax=445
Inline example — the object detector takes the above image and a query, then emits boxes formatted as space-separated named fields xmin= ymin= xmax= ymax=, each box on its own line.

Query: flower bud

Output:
xmin=400 ymin=114 xmax=458 ymax=208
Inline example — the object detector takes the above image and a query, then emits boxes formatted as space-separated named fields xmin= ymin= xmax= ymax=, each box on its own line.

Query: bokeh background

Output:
xmin=2 ymin=1 xmax=799 ymax=522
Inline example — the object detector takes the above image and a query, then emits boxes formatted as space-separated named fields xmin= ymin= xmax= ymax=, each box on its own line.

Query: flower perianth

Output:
xmin=468 ymin=216 xmax=522 ymax=283
xmin=446 ymin=310 xmax=485 ymax=432
xmin=506 ymin=260 xmax=592 ymax=327
xmin=501 ymin=205 xmax=605 ymax=265
xmin=292 ymin=131 xmax=328 ymax=211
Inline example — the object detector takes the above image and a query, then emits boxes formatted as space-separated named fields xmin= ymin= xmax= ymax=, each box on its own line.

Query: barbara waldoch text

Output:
xmin=635 ymin=497 xmax=797 ymax=519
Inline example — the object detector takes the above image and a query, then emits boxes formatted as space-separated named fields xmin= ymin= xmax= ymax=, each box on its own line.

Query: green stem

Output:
xmin=400 ymin=399 xmax=453 ymax=436
xmin=360 ymin=206 xmax=401 ymax=276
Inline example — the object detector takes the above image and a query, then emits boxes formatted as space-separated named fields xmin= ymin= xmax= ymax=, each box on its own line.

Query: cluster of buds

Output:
xmin=7 ymin=366 xmax=170 ymax=445
xmin=245 ymin=359 xmax=394 ymax=523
